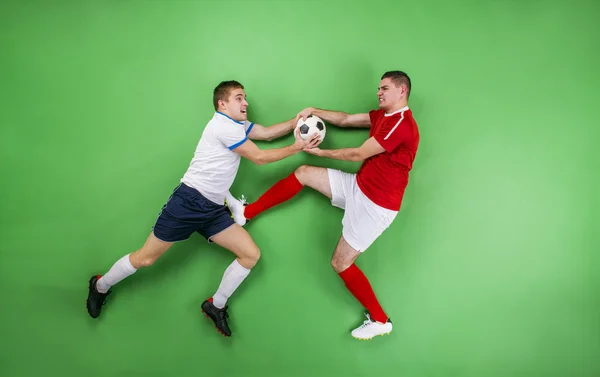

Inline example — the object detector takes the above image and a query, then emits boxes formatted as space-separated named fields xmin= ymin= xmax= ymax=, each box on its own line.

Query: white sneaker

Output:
xmin=351 ymin=313 xmax=393 ymax=340
xmin=225 ymin=192 xmax=248 ymax=226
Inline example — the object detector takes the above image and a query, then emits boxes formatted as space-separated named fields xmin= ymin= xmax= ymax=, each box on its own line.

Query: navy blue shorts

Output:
xmin=152 ymin=183 xmax=234 ymax=243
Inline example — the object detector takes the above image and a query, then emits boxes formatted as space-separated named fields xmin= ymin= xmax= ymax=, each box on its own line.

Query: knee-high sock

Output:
xmin=338 ymin=263 xmax=388 ymax=323
xmin=212 ymin=259 xmax=251 ymax=308
xmin=244 ymin=172 xmax=303 ymax=220
xmin=96 ymin=254 xmax=137 ymax=293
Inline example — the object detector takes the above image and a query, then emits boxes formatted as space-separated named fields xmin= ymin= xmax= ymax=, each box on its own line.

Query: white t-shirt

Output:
xmin=180 ymin=112 xmax=254 ymax=205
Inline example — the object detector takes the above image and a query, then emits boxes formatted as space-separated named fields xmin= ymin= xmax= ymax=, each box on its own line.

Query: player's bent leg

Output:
xmin=333 ymin=236 xmax=392 ymax=340
xmin=86 ymin=232 xmax=174 ymax=319
xmin=331 ymin=236 xmax=361 ymax=273
xmin=128 ymin=231 xmax=174 ymax=268
xmin=232 ymin=168 xmax=305 ymax=223
xmin=294 ymin=165 xmax=332 ymax=199
xmin=228 ymin=165 xmax=332 ymax=225
xmin=199 ymin=224 xmax=260 ymax=337
xmin=210 ymin=224 xmax=260 ymax=269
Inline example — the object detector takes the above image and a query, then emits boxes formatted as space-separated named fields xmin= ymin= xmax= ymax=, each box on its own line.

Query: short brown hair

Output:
xmin=381 ymin=71 xmax=411 ymax=99
xmin=213 ymin=80 xmax=244 ymax=110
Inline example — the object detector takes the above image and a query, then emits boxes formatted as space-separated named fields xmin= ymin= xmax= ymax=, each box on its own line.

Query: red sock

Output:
xmin=244 ymin=172 xmax=304 ymax=220
xmin=338 ymin=264 xmax=388 ymax=323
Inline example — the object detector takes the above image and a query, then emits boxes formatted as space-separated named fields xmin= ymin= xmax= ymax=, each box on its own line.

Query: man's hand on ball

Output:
xmin=293 ymin=128 xmax=321 ymax=151
xmin=296 ymin=107 xmax=314 ymax=122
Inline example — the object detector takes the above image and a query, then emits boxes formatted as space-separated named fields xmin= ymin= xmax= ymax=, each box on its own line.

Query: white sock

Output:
xmin=96 ymin=254 xmax=138 ymax=293
xmin=212 ymin=259 xmax=251 ymax=308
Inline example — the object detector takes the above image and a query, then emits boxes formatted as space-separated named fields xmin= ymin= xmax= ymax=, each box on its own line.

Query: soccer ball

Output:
xmin=296 ymin=115 xmax=326 ymax=141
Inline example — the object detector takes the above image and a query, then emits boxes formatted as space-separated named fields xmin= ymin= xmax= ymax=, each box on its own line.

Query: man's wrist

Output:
xmin=290 ymin=143 xmax=303 ymax=152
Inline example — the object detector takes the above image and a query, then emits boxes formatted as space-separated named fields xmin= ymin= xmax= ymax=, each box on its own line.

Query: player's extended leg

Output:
xmin=86 ymin=231 xmax=173 ymax=318
xmin=332 ymin=236 xmax=393 ymax=340
xmin=86 ymin=182 xmax=208 ymax=319
xmin=200 ymin=223 xmax=261 ymax=337
xmin=226 ymin=165 xmax=331 ymax=225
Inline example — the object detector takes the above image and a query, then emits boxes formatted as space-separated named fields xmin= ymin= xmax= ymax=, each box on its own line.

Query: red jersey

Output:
xmin=356 ymin=107 xmax=419 ymax=211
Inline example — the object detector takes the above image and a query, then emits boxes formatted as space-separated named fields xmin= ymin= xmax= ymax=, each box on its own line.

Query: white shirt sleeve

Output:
xmin=244 ymin=120 xmax=255 ymax=136
xmin=216 ymin=122 xmax=248 ymax=150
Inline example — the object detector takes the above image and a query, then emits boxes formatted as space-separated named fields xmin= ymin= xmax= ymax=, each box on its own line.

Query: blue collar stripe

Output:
xmin=217 ymin=111 xmax=244 ymax=125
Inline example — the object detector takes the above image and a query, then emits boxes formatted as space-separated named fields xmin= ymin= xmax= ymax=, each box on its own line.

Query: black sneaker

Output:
xmin=201 ymin=298 xmax=231 ymax=337
xmin=86 ymin=275 xmax=111 ymax=318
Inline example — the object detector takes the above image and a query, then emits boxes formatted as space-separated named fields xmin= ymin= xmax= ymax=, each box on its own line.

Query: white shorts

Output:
xmin=327 ymin=168 xmax=398 ymax=252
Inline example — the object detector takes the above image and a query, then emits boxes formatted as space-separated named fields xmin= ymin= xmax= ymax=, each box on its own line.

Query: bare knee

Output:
xmin=129 ymin=250 xmax=158 ymax=268
xmin=294 ymin=165 xmax=310 ymax=185
xmin=331 ymin=237 xmax=360 ymax=273
xmin=239 ymin=246 xmax=261 ymax=269
xmin=129 ymin=232 xmax=173 ymax=269
xmin=331 ymin=256 xmax=351 ymax=274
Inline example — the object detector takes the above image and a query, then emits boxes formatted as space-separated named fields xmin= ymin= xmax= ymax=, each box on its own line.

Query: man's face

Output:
xmin=377 ymin=78 xmax=406 ymax=111
xmin=221 ymin=88 xmax=248 ymax=121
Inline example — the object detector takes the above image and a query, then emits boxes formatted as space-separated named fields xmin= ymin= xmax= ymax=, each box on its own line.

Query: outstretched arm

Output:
xmin=234 ymin=128 xmax=322 ymax=165
xmin=247 ymin=118 xmax=296 ymax=141
xmin=297 ymin=107 xmax=371 ymax=128
xmin=304 ymin=137 xmax=385 ymax=162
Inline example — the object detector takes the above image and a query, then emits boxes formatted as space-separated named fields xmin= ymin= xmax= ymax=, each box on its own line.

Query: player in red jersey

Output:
xmin=226 ymin=71 xmax=419 ymax=340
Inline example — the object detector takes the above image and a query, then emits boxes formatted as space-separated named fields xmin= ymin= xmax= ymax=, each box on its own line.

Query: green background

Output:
xmin=1 ymin=0 xmax=598 ymax=376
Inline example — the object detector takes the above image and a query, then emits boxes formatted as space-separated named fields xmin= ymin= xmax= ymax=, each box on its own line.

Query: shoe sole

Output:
xmin=352 ymin=331 xmax=392 ymax=340
xmin=201 ymin=309 xmax=231 ymax=337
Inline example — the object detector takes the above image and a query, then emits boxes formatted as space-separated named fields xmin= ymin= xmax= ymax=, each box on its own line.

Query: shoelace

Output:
xmin=91 ymin=289 xmax=111 ymax=306
xmin=238 ymin=195 xmax=247 ymax=206
xmin=357 ymin=313 xmax=374 ymax=330
xmin=218 ymin=306 xmax=230 ymax=320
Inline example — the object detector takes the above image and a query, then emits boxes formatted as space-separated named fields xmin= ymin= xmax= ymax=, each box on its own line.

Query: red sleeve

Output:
xmin=373 ymin=113 xmax=410 ymax=153
xmin=368 ymin=109 xmax=381 ymax=126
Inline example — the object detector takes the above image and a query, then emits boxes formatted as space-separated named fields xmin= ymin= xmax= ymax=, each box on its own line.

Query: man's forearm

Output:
xmin=256 ymin=144 xmax=301 ymax=164
xmin=319 ymin=147 xmax=363 ymax=162
xmin=264 ymin=118 xmax=295 ymax=140
xmin=311 ymin=108 xmax=348 ymax=126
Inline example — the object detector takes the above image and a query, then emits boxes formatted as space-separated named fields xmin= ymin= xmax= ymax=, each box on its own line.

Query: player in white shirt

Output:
xmin=86 ymin=80 xmax=321 ymax=337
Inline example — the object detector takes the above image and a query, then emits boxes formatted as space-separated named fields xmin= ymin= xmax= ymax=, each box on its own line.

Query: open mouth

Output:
xmin=241 ymin=110 xmax=247 ymax=114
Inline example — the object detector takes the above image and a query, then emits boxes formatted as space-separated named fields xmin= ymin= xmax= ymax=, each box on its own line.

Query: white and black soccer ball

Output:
xmin=296 ymin=115 xmax=326 ymax=141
